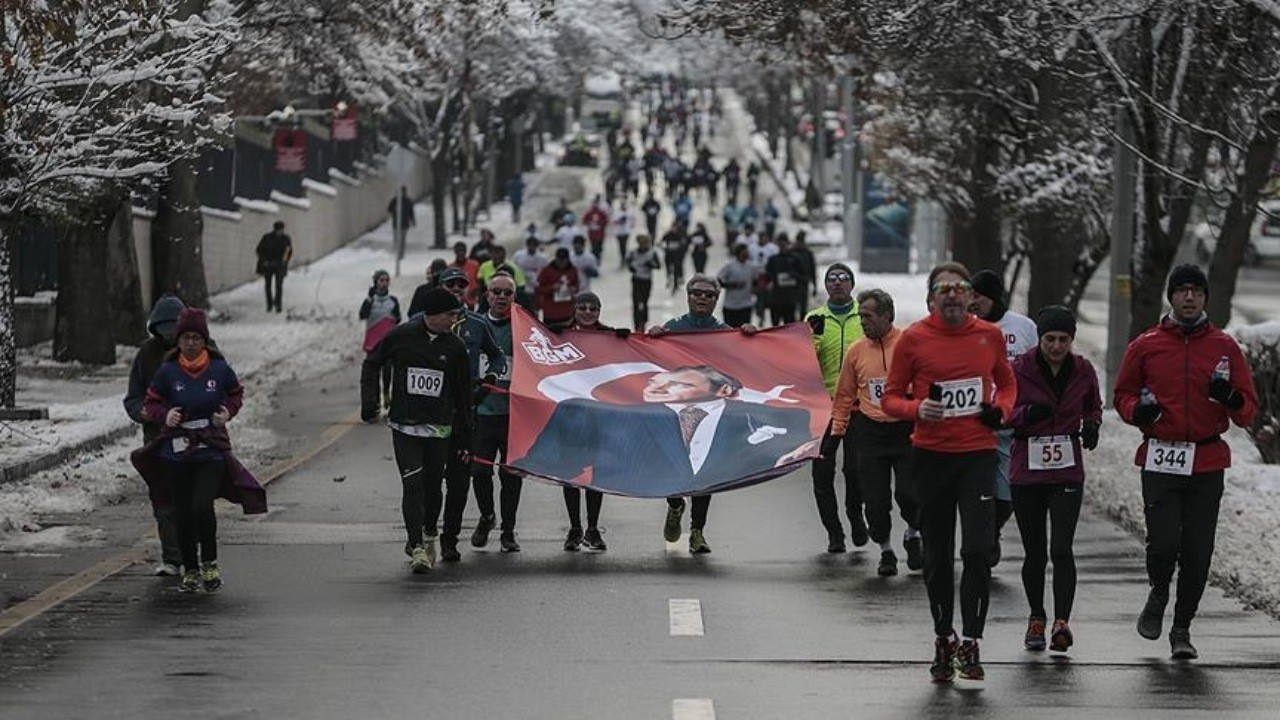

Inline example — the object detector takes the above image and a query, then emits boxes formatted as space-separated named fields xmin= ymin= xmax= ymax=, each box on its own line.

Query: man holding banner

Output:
xmin=470 ymin=274 xmax=524 ymax=553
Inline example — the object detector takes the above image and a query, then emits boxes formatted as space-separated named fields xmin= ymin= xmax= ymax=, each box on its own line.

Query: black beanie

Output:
xmin=1036 ymin=305 xmax=1077 ymax=338
xmin=420 ymin=287 xmax=462 ymax=316
xmin=825 ymin=263 xmax=855 ymax=283
xmin=574 ymin=291 xmax=601 ymax=307
xmin=970 ymin=270 xmax=1005 ymax=303
xmin=1166 ymin=264 xmax=1209 ymax=301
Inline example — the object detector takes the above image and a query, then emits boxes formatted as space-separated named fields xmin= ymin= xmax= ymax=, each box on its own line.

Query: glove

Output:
xmin=614 ymin=327 xmax=632 ymax=339
xmin=1209 ymin=377 xmax=1244 ymax=410
xmin=928 ymin=383 xmax=942 ymax=402
xmin=1132 ymin=402 xmax=1161 ymax=426
xmin=978 ymin=403 xmax=1003 ymax=430
xmin=820 ymin=433 xmax=843 ymax=459
xmin=1081 ymin=421 xmax=1100 ymax=451
xmin=1025 ymin=403 xmax=1053 ymax=423
xmin=807 ymin=315 xmax=825 ymax=335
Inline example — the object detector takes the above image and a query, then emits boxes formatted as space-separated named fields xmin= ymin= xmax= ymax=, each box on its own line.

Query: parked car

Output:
xmin=1194 ymin=199 xmax=1280 ymax=266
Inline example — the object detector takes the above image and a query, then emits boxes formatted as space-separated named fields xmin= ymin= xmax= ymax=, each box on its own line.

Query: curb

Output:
xmin=0 ymin=423 xmax=137 ymax=487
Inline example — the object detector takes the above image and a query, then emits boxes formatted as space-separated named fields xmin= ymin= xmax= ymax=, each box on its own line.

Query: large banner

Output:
xmin=507 ymin=308 xmax=829 ymax=498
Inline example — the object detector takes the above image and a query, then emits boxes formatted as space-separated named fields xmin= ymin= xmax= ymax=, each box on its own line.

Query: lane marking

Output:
xmin=669 ymin=598 xmax=704 ymax=637
xmin=672 ymin=698 xmax=716 ymax=720
xmin=0 ymin=410 xmax=361 ymax=638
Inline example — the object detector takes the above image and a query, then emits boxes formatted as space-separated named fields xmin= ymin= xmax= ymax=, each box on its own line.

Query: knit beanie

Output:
xmin=574 ymin=291 xmax=601 ymax=307
xmin=174 ymin=307 xmax=210 ymax=341
xmin=372 ymin=269 xmax=390 ymax=284
xmin=825 ymin=263 xmax=855 ymax=283
xmin=1036 ymin=305 xmax=1077 ymax=338
xmin=420 ymin=287 xmax=463 ymax=316
xmin=1165 ymin=264 xmax=1209 ymax=301
xmin=969 ymin=270 xmax=1005 ymax=304
xmin=148 ymin=294 xmax=186 ymax=339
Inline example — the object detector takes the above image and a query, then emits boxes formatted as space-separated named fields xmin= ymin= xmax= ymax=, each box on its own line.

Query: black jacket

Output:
xmin=360 ymin=321 xmax=473 ymax=438
xmin=256 ymin=231 xmax=292 ymax=274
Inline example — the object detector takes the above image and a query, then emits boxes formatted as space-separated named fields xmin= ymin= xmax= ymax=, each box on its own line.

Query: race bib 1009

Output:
xmin=938 ymin=377 xmax=984 ymax=418
xmin=407 ymin=367 xmax=444 ymax=397
xmin=1028 ymin=435 xmax=1076 ymax=471
xmin=1145 ymin=439 xmax=1195 ymax=476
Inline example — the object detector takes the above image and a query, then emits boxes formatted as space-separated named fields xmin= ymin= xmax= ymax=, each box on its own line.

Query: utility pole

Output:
xmin=1106 ymin=105 xmax=1136 ymax=395
xmin=840 ymin=74 xmax=861 ymax=261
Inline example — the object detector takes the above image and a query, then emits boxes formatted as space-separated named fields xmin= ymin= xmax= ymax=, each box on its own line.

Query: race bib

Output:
xmin=407 ymin=367 xmax=444 ymax=397
xmin=553 ymin=285 xmax=572 ymax=302
xmin=867 ymin=378 xmax=886 ymax=407
xmin=1145 ymin=439 xmax=1195 ymax=476
xmin=172 ymin=436 xmax=190 ymax=454
xmin=1028 ymin=436 xmax=1076 ymax=471
xmin=938 ymin=377 xmax=984 ymax=418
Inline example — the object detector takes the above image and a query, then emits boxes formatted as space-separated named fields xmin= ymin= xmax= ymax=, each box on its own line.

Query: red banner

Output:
xmin=508 ymin=308 xmax=828 ymax=498
xmin=332 ymin=105 xmax=358 ymax=141
xmin=273 ymin=128 xmax=307 ymax=173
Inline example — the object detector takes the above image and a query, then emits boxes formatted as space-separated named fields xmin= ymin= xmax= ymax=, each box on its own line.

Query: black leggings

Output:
xmin=166 ymin=459 xmax=225 ymax=572
xmin=668 ymin=496 xmax=710 ymax=530
xmin=472 ymin=414 xmax=522 ymax=531
xmin=1142 ymin=470 xmax=1224 ymax=629
xmin=564 ymin=487 xmax=603 ymax=529
xmin=914 ymin=448 xmax=996 ymax=638
xmin=391 ymin=431 xmax=452 ymax=546
xmin=631 ymin=278 xmax=653 ymax=331
xmin=1011 ymin=483 xmax=1083 ymax=621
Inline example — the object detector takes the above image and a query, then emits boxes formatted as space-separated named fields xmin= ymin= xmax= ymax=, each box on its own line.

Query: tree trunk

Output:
xmin=0 ymin=224 xmax=17 ymax=407
xmin=54 ymin=191 xmax=121 ymax=364
xmin=951 ymin=124 xmax=1004 ymax=274
xmin=107 ymin=200 xmax=148 ymax=345
xmin=151 ymin=153 xmax=209 ymax=307
xmin=1026 ymin=213 xmax=1082 ymax=315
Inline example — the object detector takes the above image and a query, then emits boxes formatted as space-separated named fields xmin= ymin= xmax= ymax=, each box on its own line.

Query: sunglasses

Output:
xmin=444 ymin=279 xmax=469 ymax=289
xmin=826 ymin=272 xmax=852 ymax=283
xmin=688 ymin=289 xmax=719 ymax=299
xmin=576 ymin=304 xmax=601 ymax=311
xmin=490 ymin=288 xmax=515 ymax=297
xmin=931 ymin=281 xmax=972 ymax=295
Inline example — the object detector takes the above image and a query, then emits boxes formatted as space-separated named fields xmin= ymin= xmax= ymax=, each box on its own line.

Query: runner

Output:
xmin=803 ymin=264 xmax=866 ymax=553
xmin=613 ymin=200 xmax=634 ymax=268
xmin=882 ymin=262 xmax=1015 ymax=683
xmin=361 ymin=289 xmax=473 ymax=573
xmin=570 ymin=235 xmax=600 ymax=292
xmin=1007 ymin=306 xmax=1101 ymax=653
xmin=827 ymin=289 xmax=920 ymax=576
xmin=360 ymin=270 xmax=402 ymax=409
xmin=647 ymin=274 xmax=759 ymax=554
xmin=625 ymin=234 xmax=662 ymax=331
xmin=662 ymin=221 xmax=689 ymax=294
xmin=536 ymin=247 xmax=581 ymax=326
xmin=968 ymin=269 xmax=1038 ymax=566
xmin=1114 ymin=264 xmax=1258 ymax=660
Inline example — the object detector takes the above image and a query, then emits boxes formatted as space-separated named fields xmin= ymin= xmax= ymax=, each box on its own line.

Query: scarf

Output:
xmin=178 ymin=349 xmax=210 ymax=377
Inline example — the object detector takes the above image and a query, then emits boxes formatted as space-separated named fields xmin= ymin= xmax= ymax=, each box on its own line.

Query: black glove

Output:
xmin=481 ymin=373 xmax=498 ymax=387
xmin=1025 ymin=403 xmax=1053 ymax=423
xmin=614 ymin=327 xmax=632 ymax=339
xmin=928 ymin=382 xmax=942 ymax=402
xmin=1132 ymin=402 xmax=1161 ymax=426
xmin=820 ymin=433 xmax=843 ymax=459
xmin=1209 ymin=377 xmax=1244 ymax=410
xmin=1081 ymin=421 xmax=1100 ymax=450
xmin=807 ymin=315 xmax=825 ymax=335
xmin=978 ymin=403 xmax=1003 ymax=429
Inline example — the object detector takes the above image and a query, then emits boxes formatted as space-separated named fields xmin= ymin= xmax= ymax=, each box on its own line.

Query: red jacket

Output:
xmin=583 ymin=206 xmax=609 ymax=242
xmin=536 ymin=263 xmax=580 ymax=322
xmin=1007 ymin=349 xmax=1102 ymax=485
xmin=883 ymin=313 xmax=1016 ymax=453
xmin=1113 ymin=316 xmax=1257 ymax=473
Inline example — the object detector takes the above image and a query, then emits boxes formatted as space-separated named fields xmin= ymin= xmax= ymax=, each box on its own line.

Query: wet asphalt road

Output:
xmin=1 ymin=362 xmax=1278 ymax=719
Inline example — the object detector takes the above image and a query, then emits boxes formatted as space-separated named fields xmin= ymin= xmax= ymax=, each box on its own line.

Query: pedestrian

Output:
xmin=792 ymin=231 xmax=817 ymax=317
xmin=361 ymin=288 xmax=473 ymax=573
xmin=642 ymin=193 xmax=662 ymax=239
xmin=647 ymin=274 xmax=759 ymax=553
xmin=827 ymin=289 xmax=921 ymax=576
xmin=968 ymin=269 xmax=1039 ymax=566
xmin=255 ymin=220 xmax=292 ymax=313
xmin=507 ymin=174 xmax=525 ymax=223
xmin=570 ymin=235 xmax=600 ymax=292
xmin=662 ymin=222 xmax=688 ymax=294
xmin=469 ymin=228 xmax=497 ymax=264
xmin=625 ymin=234 xmax=662 ymax=331
xmin=802 ymin=264 xmax=866 ymax=552
xmin=881 ymin=262 xmax=1016 ymax=684
xmin=387 ymin=185 xmax=416 ymax=240
xmin=1007 ymin=305 xmax=1102 ymax=654
xmin=688 ymin=222 xmax=711 ymax=274
xmin=764 ymin=234 xmax=803 ymax=326
xmin=673 ymin=191 xmax=693 ymax=226
xmin=468 ymin=274 xmax=524 ymax=552
xmin=613 ymin=200 xmax=634 ymax=267
xmin=1114 ymin=264 xmax=1257 ymax=660
xmin=721 ymin=200 xmax=743 ymax=249
xmin=476 ymin=245 xmax=527 ymax=313
xmin=361 ymin=270 xmax=402 ymax=409
xmin=123 ymin=293 xmax=188 ymax=577
xmin=716 ymin=243 xmax=757 ymax=328
xmin=513 ymin=235 xmax=549 ymax=311
xmin=722 ymin=158 xmax=741 ymax=205
xmin=582 ymin=195 xmax=610 ymax=260
xmin=537 ymin=247 xmax=581 ymax=326
xmin=745 ymin=162 xmax=761 ymax=205
xmin=549 ymin=198 xmax=571 ymax=228
xmin=762 ymin=198 xmax=780 ymax=239
xmin=136 ymin=308 xmax=265 ymax=593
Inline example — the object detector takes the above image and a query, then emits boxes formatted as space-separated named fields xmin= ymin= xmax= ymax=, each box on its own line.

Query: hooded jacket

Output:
xmin=1007 ymin=348 xmax=1102 ymax=485
xmin=124 ymin=295 xmax=185 ymax=442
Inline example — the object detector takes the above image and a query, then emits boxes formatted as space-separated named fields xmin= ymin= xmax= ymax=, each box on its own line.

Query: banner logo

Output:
xmin=521 ymin=327 xmax=585 ymax=366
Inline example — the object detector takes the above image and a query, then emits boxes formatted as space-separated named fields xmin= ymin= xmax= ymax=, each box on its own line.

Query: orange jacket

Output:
xmin=831 ymin=326 xmax=903 ymax=433
xmin=882 ymin=313 xmax=1016 ymax=453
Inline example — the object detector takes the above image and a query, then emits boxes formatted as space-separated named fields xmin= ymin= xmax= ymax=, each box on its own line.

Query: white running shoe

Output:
xmin=154 ymin=563 xmax=180 ymax=577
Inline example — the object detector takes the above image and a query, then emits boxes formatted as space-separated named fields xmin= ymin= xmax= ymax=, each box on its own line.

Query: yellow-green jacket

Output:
xmin=805 ymin=304 xmax=864 ymax=396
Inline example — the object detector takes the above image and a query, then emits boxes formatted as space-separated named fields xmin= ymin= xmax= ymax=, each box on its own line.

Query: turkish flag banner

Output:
xmin=273 ymin=128 xmax=307 ymax=173
xmin=508 ymin=307 xmax=828 ymax=498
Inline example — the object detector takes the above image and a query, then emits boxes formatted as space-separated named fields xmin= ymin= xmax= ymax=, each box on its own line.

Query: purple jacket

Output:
xmin=1007 ymin=348 xmax=1102 ymax=485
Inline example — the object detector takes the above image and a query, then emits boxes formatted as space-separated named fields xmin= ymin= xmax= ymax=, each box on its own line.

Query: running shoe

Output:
xmin=440 ymin=536 xmax=461 ymax=563
xmin=954 ymin=639 xmax=984 ymax=681
xmin=564 ymin=527 xmax=584 ymax=552
xmin=827 ymin=531 xmax=846 ymax=554
xmin=877 ymin=550 xmax=898 ymax=577
xmin=410 ymin=545 xmax=432 ymax=573
xmin=200 ymin=562 xmax=222 ymax=592
xmin=1049 ymin=619 xmax=1073 ymax=652
xmin=1024 ymin=616 xmax=1047 ymax=652
xmin=664 ymin=501 xmax=685 ymax=542
xmin=930 ymin=634 xmax=957 ymax=683
xmin=1137 ymin=587 xmax=1168 ymax=640
xmin=499 ymin=531 xmax=521 ymax=553
xmin=688 ymin=528 xmax=711 ymax=554
xmin=848 ymin=516 xmax=869 ymax=548
xmin=1169 ymin=628 xmax=1197 ymax=660
xmin=154 ymin=562 xmax=180 ymax=577
xmin=903 ymin=533 xmax=923 ymax=571
xmin=583 ymin=527 xmax=607 ymax=552
xmin=178 ymin=571 xmax=202 ymax=594
xmin=471 ymin=514 xmax=495 ymax=548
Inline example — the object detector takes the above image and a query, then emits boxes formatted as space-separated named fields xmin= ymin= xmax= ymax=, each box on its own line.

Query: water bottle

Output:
xmin=1140 ymin=386 xmax=1156 ymax=406
xmin=1213 ymin=356 xmax=1230 ymax=382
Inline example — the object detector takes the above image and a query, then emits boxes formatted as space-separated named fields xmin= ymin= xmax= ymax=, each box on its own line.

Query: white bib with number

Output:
xmin=867 ymin=378 xmax=886 ymax=407
xmin=553 ymin=283 xmax=572 ymax=302
xmin=407 ymin=367 xmax=444 ymax=397
xmin=1028 ymin=435 xmax=1076 ymax=471
xmin=938 ymin=377 xmax=984 ymax=418
xmin=1145 ymin=439 xmax=1195 ymax=476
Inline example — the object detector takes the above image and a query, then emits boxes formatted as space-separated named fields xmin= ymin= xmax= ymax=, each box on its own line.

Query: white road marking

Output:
xmin=669 ymin=598 xmax=705 ymax=636
xmin=672 ymin=698 xmax=716 ymax=720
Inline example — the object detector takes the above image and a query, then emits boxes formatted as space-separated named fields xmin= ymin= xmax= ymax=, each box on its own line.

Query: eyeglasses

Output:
xmin=931 ymin=281 xmax=972 ymax=296
xmin=444 ymin=280 xmax=469 ymax=289
xmin=826 ymin=273 xmax=852 ymax=283
xmin=490 ymin=288 xmax=515 ymax=297
xmin=576 ymin=304 xmax=601 ymax=311
xmin=1170 ymin=285 xmax=1205 ymax=297
xmin=687 ymin=289 xmax=719 ymax=299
